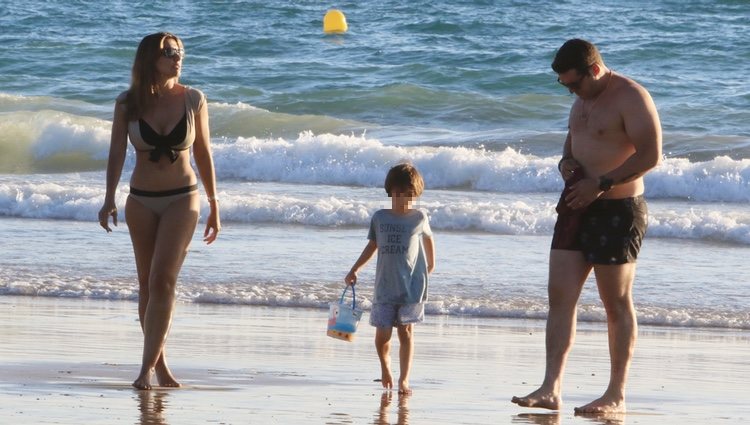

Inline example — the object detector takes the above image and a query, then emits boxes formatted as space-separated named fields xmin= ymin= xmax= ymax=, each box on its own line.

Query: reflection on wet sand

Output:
xmin=575 ymin=412 xmax=626 ymax=425
xmin=136 ymin=390 xmax=169 ymax=425
xmin=374 ymin=391 xmax=410 ymax=425
xmin=512 ymin=412 xmax=627 ymax=425
xmin=512 ymin=412 xmax=561 ymax=425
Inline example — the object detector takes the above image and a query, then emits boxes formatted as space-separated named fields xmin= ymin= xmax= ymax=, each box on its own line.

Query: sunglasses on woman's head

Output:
xmin=162 ymin=47 xmax=185 ymax=59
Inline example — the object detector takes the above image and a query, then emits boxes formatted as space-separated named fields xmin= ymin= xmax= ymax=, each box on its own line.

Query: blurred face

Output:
xmin=557 ymin=68 xmax=592 ymax=98
xmin=390 ymin=185 xmax=417 ymax=211
xmin=157 ymin=37 xmax=183 ymax=79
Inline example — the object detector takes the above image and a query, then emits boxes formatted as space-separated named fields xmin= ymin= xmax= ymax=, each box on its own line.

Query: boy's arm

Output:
xmin=345 ymin=240 xmax=378 ymax=285
xmin=423 ymin=235 xmax=435 ymax=274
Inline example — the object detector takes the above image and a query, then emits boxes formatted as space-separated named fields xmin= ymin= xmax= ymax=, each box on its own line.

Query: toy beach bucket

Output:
xmin=327 ymin=286 xmax=363 ymax=342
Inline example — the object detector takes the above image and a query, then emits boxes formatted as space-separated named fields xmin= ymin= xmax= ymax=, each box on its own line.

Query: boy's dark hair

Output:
xmin=384 ymin=163 xmax=424 ymax=197
xmin=551 ymin=38 xmax=603 ymax=75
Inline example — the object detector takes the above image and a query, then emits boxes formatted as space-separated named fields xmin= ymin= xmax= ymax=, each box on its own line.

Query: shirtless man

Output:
xmin=511 ymin=39 xmax=662 ymax=414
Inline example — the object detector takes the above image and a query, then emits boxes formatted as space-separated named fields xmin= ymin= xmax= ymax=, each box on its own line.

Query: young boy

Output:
xmin=345 ymin=163 xmax=436 ymax=395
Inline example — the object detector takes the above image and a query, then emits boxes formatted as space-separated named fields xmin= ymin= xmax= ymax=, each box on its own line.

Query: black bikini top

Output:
xmin=138 ymin=113 xmax=188 ymax=163
xmin=121 ymin=87 xmax=205 ymax=163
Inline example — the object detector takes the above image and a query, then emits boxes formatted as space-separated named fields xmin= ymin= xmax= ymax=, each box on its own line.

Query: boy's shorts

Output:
xmin=369 ymin=303 xmax=425 ymax=328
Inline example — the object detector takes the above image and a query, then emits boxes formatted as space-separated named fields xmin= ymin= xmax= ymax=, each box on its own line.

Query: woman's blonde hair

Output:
xmin=121 ymin=32 xmax=183 ymax=120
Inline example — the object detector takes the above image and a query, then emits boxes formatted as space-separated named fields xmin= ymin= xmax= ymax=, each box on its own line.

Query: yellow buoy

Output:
xmin=323 ymin=9 xmax=348 ymax=34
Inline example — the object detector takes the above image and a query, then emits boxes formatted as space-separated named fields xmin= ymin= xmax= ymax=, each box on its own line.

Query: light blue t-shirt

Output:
xmin=367 ymin=209 xmax=433 ymax=304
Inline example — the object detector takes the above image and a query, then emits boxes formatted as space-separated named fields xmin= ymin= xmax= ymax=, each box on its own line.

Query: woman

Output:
xmin=98 ymin=32 xmax=220 ymax=390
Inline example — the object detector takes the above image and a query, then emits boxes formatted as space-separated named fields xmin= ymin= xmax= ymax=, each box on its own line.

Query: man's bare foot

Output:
xmin=398 ymin=379 xmax=412 ymax=395
xmin=511 ymin=388 xmax=561 ymax=410
xmin=155 ymin=365 xmax=181 ymax=388
xmin=573 ymin=394 xmax=625 ymax=414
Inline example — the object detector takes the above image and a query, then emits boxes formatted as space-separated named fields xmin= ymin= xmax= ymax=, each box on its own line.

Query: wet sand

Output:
xmin=1 ymin=296 xmax=747 ymax=424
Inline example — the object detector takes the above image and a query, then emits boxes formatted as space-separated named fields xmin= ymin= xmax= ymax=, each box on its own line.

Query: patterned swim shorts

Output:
xmin=369 ymin=303 xmax=425 ymax=328
xmin=578 ymin=195 xmax=648 ymax=264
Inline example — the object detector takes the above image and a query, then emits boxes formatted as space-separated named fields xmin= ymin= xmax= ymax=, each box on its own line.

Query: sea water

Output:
xmin=0 ymin=1 xmax=748 ymax=329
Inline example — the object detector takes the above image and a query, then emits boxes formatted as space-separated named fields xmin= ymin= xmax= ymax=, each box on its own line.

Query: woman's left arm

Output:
xmin=192 ymin=94 xmax=221 ymax=244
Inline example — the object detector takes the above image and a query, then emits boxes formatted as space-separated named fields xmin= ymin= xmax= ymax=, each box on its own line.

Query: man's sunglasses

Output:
xmin=162 ymin=47 xmax=185 ymax=59
xmin=557 ymin=73 xmax=588 ymax=90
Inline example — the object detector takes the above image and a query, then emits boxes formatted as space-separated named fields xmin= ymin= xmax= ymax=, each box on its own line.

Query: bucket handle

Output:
xmin=340 ymin=285 xmax=357 ymax=310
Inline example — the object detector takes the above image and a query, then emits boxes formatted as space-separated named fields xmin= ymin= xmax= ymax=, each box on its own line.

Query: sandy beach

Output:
xmin=0 ymin=296 xmax=747 ymax=424
xmin=2 ymin=0 xmax=750 ymax=423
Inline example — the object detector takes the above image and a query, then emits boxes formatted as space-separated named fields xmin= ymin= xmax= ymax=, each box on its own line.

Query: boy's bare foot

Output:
xmin=398 ymin=378 xmax=412 ymax=395
xmin=511 ymin=387 xmax=561 ymax=410
xmin=376 ymin=354 xmax=394 ymax=390
xmin=380 ymin=369 xmax=394 ymax=390
xmin=398 ymin=386 xmax=412 ymax=395
xmin=574 ymin=393 xmax=625 ymax=414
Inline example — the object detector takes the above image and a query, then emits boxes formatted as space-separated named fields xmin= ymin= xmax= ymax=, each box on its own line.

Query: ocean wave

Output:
xmin=214 ymin=131 xmax=563 ymax=192
xmin=209 ymin=101 xmax=364 ymax=139
xmin=0 ymin=92 xmax=109 ymax=118
xmin=213 ymin=132 xmax=750 ymax=202
xmin=1 ymin=277 xmax=746 ymax=330
xmin=1 ymin=94 xmax=748 ymax=202
xmin=260 ymin=83 xmax=566 ymax=128
xmin=2 ymin=180 xmax=749 ymax=245
xmin=0 ymin=109 xmax=111 ymax=173
xmin=648 ymin=156 xmax=750 ymax=202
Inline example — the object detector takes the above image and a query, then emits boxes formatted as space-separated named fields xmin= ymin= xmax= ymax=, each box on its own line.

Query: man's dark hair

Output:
xmin=551 ymin=39 xmax=603 ymax=75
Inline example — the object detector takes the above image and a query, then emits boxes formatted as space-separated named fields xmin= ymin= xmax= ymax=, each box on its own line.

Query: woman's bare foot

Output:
xmin=574 ymin=393 xmax=625 ymax=414
xmin=155 ymin=364 xmax=181 ymax=388
xmin=132 ymin=370 xmax=154 ymax=390
xmin=511 ymin=387 xmax=561 ymax=410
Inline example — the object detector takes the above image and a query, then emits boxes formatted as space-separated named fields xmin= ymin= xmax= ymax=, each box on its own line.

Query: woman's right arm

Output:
xmin=99 ymin=101 xmax=129 ymax=232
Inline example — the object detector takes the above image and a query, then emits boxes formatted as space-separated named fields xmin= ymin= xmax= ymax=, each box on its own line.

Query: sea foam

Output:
xmin=1 ymin=272 xmax=746 ymax=330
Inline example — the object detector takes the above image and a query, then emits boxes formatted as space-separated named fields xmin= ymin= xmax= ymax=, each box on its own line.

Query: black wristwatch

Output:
xmin=598 ymin=176 xmax=614 ymax=192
